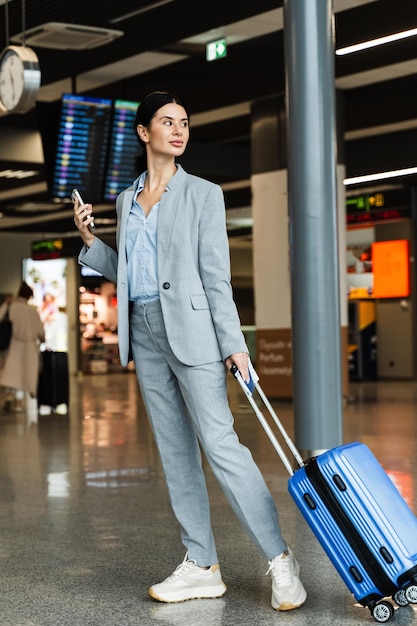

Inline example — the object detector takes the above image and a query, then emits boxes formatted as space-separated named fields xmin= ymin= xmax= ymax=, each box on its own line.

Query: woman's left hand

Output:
xmin=225 ymin=352 xmax=249 ymax=382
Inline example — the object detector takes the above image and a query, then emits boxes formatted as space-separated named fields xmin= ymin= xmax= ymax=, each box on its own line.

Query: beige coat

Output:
xmin=0 ymin=298 xmax=45 ymax=396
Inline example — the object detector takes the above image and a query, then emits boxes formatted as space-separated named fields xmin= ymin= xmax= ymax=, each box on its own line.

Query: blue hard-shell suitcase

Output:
xmin=289 ymin=443 xmax=417 ymax=621
xmin=231 ymin=365 xmax=417 ymax=623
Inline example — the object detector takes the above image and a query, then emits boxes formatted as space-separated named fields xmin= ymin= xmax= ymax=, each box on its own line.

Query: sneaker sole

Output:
xmin=149 ymin=583 xmax=227 ymax=603
xmin=273 ymin=590 xmax=307 ymax=611
xmin=275 ymin=600 xmax=304 ymax=611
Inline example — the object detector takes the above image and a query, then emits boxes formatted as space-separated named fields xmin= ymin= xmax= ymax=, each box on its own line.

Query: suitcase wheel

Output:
xmin=371 ymin=600 xmax=394 ymax=623
xmin=393 ymin=589 xmax=409 ymax=607
xmin=405 ymin=584 xmax=417 ymax=604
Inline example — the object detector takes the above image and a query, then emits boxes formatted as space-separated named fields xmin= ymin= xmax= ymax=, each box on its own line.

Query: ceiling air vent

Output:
xmin=11 ymin=23 xmax=124 ymax=50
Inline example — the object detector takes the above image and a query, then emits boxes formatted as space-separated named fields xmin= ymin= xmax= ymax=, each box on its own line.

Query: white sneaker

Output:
xmin=38 ymin=405 xmax=52 ymax=415
xmin=148 ymin=553 xmax=227 ymax=603
xmin=267 ymin=547 xmax=307 ymax=611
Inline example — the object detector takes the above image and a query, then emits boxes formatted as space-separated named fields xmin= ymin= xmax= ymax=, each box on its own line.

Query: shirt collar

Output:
xmin=133 ymin=171 xmax=147 ymax=194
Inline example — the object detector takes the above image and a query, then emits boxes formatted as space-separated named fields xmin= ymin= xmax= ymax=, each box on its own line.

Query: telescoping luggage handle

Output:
xmin=230 ymin=364 xmax=304 ymax=476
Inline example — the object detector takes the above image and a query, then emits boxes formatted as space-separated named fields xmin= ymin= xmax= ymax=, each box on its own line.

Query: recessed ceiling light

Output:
xmin=336 ymin=27 xmax=417 ymax=56
xmin=344 ymin=166 xmax=417 ymax=185
xmin=0 ymin=169 xmax=39 ymax=179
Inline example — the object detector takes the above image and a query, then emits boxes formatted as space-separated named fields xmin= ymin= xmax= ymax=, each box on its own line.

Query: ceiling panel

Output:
xmin=0 ymin=0 xmax=416 ymax=233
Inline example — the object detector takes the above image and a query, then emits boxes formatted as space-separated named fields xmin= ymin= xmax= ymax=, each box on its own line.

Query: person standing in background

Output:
xmin=0 ymin=282 xmax=45 ymax=415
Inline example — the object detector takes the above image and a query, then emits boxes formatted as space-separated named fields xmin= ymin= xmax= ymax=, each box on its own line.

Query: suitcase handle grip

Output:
xmin=230 ymin=364 xmax=304 ymax=475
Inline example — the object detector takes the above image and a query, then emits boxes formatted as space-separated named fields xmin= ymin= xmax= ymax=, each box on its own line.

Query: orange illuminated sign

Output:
xmin=372 ymin=240 xmax=410 ymax=299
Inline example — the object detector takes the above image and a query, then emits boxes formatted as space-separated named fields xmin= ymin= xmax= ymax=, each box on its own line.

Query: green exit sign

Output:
xmin=206 ymin=39 xmax=227 ymax=61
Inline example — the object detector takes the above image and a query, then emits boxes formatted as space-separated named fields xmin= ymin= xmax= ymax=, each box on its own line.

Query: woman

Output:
xmin=73 ymin=91 xmax=306 ymax=612
xmin=0 ymin=282 xmax=45 ymax=413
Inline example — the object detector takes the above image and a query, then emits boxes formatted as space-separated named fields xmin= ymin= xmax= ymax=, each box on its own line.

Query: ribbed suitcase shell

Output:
xmin=231 ymin=365 xmax=417 ymax=620
xmin=288 ymin=442 xmax=417 ymax=606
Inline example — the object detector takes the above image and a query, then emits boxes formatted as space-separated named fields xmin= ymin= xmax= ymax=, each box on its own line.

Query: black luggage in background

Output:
xmin=37 ymin=350 xmax=69 ymax=408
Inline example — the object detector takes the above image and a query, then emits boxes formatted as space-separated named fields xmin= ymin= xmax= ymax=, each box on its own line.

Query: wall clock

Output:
xmin=0 ymin=45 xmax=41 ymax=114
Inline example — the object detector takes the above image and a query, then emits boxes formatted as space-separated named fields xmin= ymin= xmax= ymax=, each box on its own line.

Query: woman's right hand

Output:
xmin=73 ymin=198 xmax=95 ymax=248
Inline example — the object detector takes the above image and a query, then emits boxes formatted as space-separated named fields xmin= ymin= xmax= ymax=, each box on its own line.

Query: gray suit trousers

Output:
xmin=130 ymin=299 xmax=286 ymax=566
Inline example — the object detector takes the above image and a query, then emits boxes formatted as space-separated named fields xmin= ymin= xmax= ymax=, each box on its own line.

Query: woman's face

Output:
xmin=137 ymin=102 xmax=189 ymax=159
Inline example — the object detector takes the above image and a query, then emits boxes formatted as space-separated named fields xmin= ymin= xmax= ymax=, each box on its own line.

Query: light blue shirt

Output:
xmin=126 ymin=172 xmax=169 ymax=303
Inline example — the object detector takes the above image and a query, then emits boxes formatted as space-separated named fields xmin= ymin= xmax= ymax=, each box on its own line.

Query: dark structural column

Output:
xmin=284 ymin=0 xmax=343 ymax=455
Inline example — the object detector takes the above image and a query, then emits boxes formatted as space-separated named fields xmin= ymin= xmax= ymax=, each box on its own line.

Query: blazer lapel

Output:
xmin=157 ymin=189 xmax=180 ymax=256
xmin=118 ymin=190 xmax=134 ymax=248
xmin=157 ymin=165 xmax=186 ymax=257
xmin=117 ymin=189 xmax=134 ymax=284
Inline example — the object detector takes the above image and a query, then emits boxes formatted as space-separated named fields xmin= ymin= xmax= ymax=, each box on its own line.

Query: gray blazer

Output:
xmin=79 ymin=164 xmax=248 ymax=367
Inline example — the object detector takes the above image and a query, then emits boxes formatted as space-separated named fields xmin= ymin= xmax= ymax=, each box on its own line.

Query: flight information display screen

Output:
xmin=51 ymin=93 xmax=112 ymax=202
xmin=103 ymin=99 xmax=140 ymax=201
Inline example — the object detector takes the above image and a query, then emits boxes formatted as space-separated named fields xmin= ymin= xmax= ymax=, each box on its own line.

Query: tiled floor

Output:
xmin=0 ymin=373 xmax=417 ymax=626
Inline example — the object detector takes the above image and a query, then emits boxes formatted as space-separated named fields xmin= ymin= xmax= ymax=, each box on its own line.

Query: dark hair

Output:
xmin=133 ymin=91 xmax=189 ymax=174
xmin=18 ymin=281 xmax=33 ymax=300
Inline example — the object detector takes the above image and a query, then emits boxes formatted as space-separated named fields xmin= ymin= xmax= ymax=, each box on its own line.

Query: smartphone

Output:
xmin=71 ymin=188 xmax=95 ymax=233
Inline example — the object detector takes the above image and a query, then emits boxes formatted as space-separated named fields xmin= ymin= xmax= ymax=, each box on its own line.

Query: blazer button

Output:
xmin=162 ymin=282 xmax=170 ymax=290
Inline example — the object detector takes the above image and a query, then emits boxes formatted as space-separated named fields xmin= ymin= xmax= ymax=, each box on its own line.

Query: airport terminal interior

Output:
xmin=1 ymin=1 xmax=417 ymax=625
xmin=0 ymin=373 xmax=416 ymax=626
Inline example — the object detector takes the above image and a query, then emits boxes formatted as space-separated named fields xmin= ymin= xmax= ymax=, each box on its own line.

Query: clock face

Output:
xmin=0 ymin=50 xmax=25 ymax=111
xmin=0 ymin=46 xmax=40 ymax=113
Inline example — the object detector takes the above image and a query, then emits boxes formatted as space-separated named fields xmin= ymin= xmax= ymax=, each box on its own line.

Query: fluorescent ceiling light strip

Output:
xmin=336 ymin=27 xmax=417 ymax=56
xmin=109 ymin=0 xmax=174 ymax=24
xmin=0 ymin=169 xmax=39 ymax=179
xmin=344 ymin=166 xmax=417 ymax=186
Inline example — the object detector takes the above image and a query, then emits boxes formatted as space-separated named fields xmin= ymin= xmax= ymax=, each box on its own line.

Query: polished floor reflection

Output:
xmin=0 ymin=373 xmax=417 ymax=626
